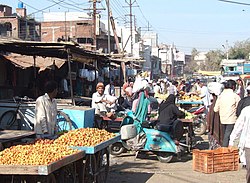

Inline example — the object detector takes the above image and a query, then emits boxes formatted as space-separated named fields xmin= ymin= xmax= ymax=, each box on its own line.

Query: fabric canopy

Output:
xmin=3 ymin=53 xmax=66 ymax=71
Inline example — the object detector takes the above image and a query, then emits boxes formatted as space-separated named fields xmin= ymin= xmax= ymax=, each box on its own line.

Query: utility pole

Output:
xmin=64 ymin=11 xmax=67 ymax=41
xmin=84 ymin=0 xmax=105 ymax=51
xmin=105 ymin=0 xmax=125 ymax=82
xmin=106 ymin=0 xmax=111 ymax=54
xmin=124 ymin=0 xmax=137 ymax=55
xmin=170 ymin=44 xmax=174 ymax=80
xmin=222 ymin=40 xmax=229 ymax=61
xmin=93 ymin=0 xmax=97 ymax=49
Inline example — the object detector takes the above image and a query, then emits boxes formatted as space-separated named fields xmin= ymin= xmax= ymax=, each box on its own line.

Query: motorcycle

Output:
xmin=187 ymin=106 xmax=207 ymax=135
xmin=109 ymin=110 xmax=195 ymax=163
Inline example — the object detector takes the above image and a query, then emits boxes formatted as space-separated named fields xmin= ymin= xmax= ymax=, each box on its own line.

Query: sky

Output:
xmin=2 ymin=0 xmax=250 ymax=54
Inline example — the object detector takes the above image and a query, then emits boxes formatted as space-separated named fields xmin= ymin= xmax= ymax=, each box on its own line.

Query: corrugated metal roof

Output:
xmin=0 ymin=39 xmax=110 ymax=62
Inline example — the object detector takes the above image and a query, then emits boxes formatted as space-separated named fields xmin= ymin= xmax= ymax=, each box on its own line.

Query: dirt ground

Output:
xmin=106 ymin=134 xmax=246 ymax=183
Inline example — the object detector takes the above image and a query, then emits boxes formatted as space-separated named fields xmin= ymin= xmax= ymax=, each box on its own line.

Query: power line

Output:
xmin=25 ymin=0 xmax=66 ymax=16
xmin=218 ymin=0 xmax=250 ymax=6
xmin=47 ymin=0 xmax=87 ymax=11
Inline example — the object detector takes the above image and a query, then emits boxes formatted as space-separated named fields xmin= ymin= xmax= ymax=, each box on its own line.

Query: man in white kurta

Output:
xmin=35 ymin=81 xmax=58 ymax=137
xmin=92 ymin=82 xmax=117 ymax=115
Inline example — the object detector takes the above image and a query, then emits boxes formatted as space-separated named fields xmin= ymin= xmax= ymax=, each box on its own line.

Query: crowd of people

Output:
xmin=33 ymin=76 xmax=250 ymax=182
xmin=89 ymin=76 xmax=250 ymax=182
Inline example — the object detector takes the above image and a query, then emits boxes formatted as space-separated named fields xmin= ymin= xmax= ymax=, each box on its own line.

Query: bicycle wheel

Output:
xmin=0 ymin=110 xmax=20 ymax=130
xmin=57 ymin=111 xmax=73 ymax=132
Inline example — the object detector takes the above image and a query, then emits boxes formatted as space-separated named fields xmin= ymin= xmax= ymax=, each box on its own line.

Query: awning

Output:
xmin=2 ymin=53 xmax=66 ymax=71
xmin=197 ymin=70 xmax=221 ymax=76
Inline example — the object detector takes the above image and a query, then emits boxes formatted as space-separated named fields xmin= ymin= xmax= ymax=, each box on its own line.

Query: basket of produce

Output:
xmin=192 ymin=147 xmax=239 ymax=174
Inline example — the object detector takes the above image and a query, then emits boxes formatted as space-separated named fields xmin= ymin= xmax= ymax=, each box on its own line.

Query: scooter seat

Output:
xmin=141 ymin=120 xmax=158 ymax=128
xmin=156 ymin=124 xmax=171 ymax=133
xmin=156 ymin=120 xmax=184 ymax=141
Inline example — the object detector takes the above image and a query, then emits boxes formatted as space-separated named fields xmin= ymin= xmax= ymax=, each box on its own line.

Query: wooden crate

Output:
xmin=193 ymin=147 xmax=239 ymax=174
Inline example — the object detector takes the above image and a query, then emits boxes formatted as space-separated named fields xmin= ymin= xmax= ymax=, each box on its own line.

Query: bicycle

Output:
xmin=0 ymin=97 xmax=74 ymax=133
xmin=56 ymin=110 xmax=74 ymax=132
xmin=0 ymin=96 xmax=35 ymax=130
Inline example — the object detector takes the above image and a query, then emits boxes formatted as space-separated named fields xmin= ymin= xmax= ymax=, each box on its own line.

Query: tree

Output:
xmin=184 ymin=48 xmax=200 ymax=74
xmin=203 ymin=50 xmax=223 ymax=71
xmin=229 ymin=39 xmax=250 ymax=60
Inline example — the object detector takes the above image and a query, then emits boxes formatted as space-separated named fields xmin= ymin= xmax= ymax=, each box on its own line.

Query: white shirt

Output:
xmin=229 ymin=106 xmax=250 ymax=149
xmin=91 ymin=92 xmax=107 ymax=109
xmin=104 ymin=84 xmax=115 ymax=96
xmin=154 ymin=85 xmax=161 ymax=94
xmin=200 ymin=86 xmax=211 ymax=107
xmin=35 ymin=93 xmax=57 ymax=135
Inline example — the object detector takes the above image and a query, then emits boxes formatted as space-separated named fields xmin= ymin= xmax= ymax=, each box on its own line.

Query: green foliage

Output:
xmin=203 ymin=50 xmax=223 ymax=71
xmin=229 ymin=39 xmax=250 ymax=60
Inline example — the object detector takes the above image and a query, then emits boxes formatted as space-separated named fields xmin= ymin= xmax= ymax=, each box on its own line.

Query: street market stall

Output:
xmin=0 ymin=128 xmax=120 ymax=183
xmin=177 ymin=100 xmax=203 ymax=110
xmin=0 ymin=139 xmax=85 ymax=183
xmin=54 ymin=128 xmax=120 ymax=183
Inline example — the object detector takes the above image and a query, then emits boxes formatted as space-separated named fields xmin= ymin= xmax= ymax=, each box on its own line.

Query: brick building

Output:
xmin=41 ymin=12 xmax=118 ymax=53
xmin=0 ymin=4 xmax=41 ymax=41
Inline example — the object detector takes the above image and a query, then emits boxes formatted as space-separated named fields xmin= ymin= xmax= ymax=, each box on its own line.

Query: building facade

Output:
xmin=41 ymin=12 xmax=118 ymax=53
xmin=0 ymin=4 xmax=41 ymax=41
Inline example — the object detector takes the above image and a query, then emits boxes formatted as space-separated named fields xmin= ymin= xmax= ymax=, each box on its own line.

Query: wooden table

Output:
xmin=101 ymin=116 xmax=123 ymax=131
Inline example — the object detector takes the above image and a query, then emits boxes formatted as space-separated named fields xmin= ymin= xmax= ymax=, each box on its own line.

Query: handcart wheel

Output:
xmin=46 ymin=173 xmax=57 ymax=183
xmin=96 ymin=148 xmax=110 ymax=183
xmin=34 ymin=173 xmax=57 ymax=183
xmin=83 ymin=154 xmax=97 ymax=183
xmin=57 ymin=162 xmax=77 ymax=183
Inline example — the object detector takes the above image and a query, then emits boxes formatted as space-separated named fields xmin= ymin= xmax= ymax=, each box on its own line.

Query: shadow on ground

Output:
xmin=107 ymin=171 xmax=154 ymax=183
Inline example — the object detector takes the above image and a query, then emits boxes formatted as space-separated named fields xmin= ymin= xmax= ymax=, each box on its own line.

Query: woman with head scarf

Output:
xmin=158 ymin=94 xmax=185 ymax=125
xmin=157 ymin=94 xmax=185 ymax=140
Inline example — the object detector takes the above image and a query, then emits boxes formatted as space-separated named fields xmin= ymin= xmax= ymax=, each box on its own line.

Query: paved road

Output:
xmin=107 ymin=135 xmax=246 ymax=183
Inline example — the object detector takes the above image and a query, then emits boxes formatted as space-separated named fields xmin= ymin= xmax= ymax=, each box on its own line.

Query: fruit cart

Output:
xmin=177 ymin=100 xmax=203 ymax=110
xmin=71 ymin=134 xmax=121 ymax=183
xmin=0 ymin=150 xmax=85 ymax=183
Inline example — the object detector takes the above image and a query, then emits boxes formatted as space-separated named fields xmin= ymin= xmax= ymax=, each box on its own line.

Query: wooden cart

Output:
xmin=0 ymin=150 xmax=85 ymax=183
xmin=177 ymin=100 xmax=203 ymax=110
xmin=71 ymin=134 xmax=121 ymax=183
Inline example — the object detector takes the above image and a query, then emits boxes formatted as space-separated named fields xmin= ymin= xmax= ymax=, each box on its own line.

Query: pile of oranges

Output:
xmin=0 ymin=128 xmax=116 ymax=165
xmin=54 ymin=128 xmax=116 ymax=147
xmin=0 ymin=140 xmax=80 ymax=165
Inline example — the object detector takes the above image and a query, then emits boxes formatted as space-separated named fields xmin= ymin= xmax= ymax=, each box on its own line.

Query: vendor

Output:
xmin=34 ymin=81 xmax=58 ymax=138
xmin=91 ymin=82 xmax=117 ymax=117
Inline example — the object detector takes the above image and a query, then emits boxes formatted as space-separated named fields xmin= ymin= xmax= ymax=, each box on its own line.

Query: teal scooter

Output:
xmin=109 ymin=92 xmax=183 ymax=163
